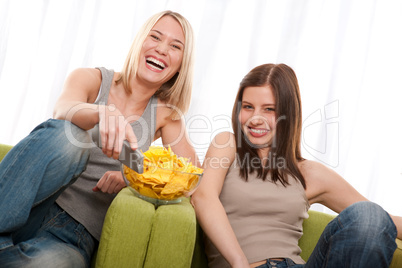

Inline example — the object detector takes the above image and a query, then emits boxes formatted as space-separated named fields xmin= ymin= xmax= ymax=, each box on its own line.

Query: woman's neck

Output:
xmin=109 ymin=75 xmax=157 ymax=120
xmin=257 ymin=147 xmax=270 ymax=161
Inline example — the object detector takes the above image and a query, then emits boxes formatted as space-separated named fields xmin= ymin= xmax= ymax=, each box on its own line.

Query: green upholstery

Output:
xmin=1 ymin=143 xmax=401 ymax=267
xmin=300 ymin=210 xmax=402 ymax=267
xmin=95 ymin=188 xmax=156 ymax=267
xmin=0 ymin=143 xmax=12 ymax=161
xmin=299 ymin=210 xmax=336 ymax=261
xmin=95 ymin=188 xmax=197 ymax=268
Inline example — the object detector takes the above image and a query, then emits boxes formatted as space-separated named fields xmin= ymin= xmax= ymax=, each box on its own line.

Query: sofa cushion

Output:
xmin=95 ymin=188 xmax=197 ymax=268
xmin=95 ymin=188 xmax=155 ymax=267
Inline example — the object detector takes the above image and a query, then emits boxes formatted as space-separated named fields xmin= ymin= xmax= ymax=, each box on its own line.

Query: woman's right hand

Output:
xmin=98 ymin=104 xmax=138 ymax=159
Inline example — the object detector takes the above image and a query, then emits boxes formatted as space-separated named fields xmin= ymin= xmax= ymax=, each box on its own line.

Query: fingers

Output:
xmin=98 ymin=104 xmax=138 ymax=159
xmin=93 ymin=171 xmax=126 ymax=194
xmin=125 ymin=124 xmax=138 ymax=151
xmin=113 ymin=123 xmax=126 ymax=159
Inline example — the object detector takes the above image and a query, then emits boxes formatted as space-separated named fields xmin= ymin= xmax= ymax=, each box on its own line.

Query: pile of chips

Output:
xmin=123 ymin=146 xmax=203 ymax=200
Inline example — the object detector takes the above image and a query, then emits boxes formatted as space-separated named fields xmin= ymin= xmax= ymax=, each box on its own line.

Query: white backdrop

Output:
xmin=1 ymin=0 xmax=401 ymax=215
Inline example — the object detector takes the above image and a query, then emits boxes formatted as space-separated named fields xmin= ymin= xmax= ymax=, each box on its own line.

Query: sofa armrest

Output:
xmin=299 ymin=210 xmax=335 ymax=261
xmin=95 ymin=188 xmax=197 ymax=268
xmin=391 ymin=239 xmax=402 ymax=268
xmin=0 ymin=143 xmax=13 ymax=162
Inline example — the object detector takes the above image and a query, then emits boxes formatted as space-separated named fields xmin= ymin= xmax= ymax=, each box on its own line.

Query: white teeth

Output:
xmin=146 ymin=57 xmax=165 ymax=70
xmin=249 ymin=128 xmax=268 ymax=134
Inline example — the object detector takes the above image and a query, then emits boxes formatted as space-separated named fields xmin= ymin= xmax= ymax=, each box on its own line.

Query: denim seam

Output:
xmin=41 ymin=209 xmax=73 ymax=230
xmin=40 ymin=208 xmax=90 ymax=265
xmin=32 ymin=171 xmax=83 ymax=208
xmin=32 ymin=147 xmax=89 ymax=208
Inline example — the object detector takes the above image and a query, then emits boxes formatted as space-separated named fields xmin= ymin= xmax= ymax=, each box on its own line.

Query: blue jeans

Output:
xmin=0 ymin=119 xmax=94 ymax=267
xmin=256 ymin=258 xmax=303 ymax=268
xmin=256 ymin=202 xmax=397 ymax=268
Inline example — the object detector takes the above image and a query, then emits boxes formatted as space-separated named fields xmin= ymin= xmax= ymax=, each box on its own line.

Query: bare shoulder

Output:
xmin=298 ymin=159 xmax=365 ymax=209
xmin=66 ymin=68 xmax=102 ymax=83
xmin=154 ymin=98 xmax=181 ymax=139
xmin=209 ymin=132 xmax=236 ymax=155
xmin=298 ymin=159 xmax=334 ymax=201
xmin=57 ymin=68 xmax=103 ymax=104
xmin=298 ymin=159 xmax=333 ymax=179
xmin=64 ymin=68 xmax=101 ymax=96
xmin=155 ymin=98 xmax=174 ymax=125
xmin=213 ymin=131 xmax=236 ymax=147
xmin=195 ymin=132 xmax=236 ymax=198
xmin=204 ymin=132 xmax=236 ymax=169
xmin=155 ymin=97 xmax=194 ymax=136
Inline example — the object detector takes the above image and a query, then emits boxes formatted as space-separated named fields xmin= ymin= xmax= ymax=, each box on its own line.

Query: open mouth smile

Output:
xmin=146 ymin=57 xmax=167 ymax=71
xmin=248 ymin=127 xmax=269 ymax=137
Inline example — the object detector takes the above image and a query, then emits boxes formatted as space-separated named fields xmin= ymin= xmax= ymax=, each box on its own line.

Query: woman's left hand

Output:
xmin=92 ymin=171 xmax=126 ymax=194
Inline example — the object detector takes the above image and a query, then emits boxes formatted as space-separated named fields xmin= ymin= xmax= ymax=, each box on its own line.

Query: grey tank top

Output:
xmin=205 ymin=158 xmax=310 ymax=267
xmin=56 ymin=67 xmax=157 ymax=240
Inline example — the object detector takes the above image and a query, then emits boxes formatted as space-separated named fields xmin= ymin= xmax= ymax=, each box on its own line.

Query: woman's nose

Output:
xmin=249 ymin=114 xmax=264 ymax=125
xmin=155 ymin=42 xmax=168 ymax=55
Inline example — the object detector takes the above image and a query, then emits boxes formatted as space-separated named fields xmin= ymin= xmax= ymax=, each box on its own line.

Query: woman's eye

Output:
xmin=150 ymin=35 xmax=160 ymax=41
xmin=171 ymin=44 xmax=182 ymax=50
xmin=266 ymin=107 xmax=275 ymax=112
xmin=242 ymin=105 xmax=253 ymax=109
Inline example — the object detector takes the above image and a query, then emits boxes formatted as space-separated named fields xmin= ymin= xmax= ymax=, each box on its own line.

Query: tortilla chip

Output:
xmin=123 ymin=145 xmax=203 ymax=200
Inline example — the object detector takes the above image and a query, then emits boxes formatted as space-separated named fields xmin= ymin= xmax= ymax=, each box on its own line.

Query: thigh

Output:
xmin=36 ymin=203 xmax=96 ymax=266
xmin=0 ymin=236 xmax=86 ymax=268
xmin=0 ymin=119 xmax=90 ymax=239
xmin=1 ymin=203 xmax=96 ymax=268
xmin=12 ymin=187 xmax=69 ymax=244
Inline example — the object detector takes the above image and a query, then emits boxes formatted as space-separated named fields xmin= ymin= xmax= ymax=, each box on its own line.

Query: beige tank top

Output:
xmin=205 ymin=158 xmax=310 ymax=267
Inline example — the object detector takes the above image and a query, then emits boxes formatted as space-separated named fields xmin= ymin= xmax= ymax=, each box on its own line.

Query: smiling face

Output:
xmin=137 ymin=15 xmax=185 ymax=88
xmin=239 ymin=85 xmax=277 ymax=151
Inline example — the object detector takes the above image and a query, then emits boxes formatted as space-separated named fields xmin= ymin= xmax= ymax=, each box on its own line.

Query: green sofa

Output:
xmin=1 ymin=143 xmax=401 ymax=267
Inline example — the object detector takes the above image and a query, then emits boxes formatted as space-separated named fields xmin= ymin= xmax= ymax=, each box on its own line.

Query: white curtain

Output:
xmin=1 ymin=0 xmax=401 ymax=215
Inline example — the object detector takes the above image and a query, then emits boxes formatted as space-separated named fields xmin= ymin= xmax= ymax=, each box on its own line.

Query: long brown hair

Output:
xmin=231 ymin=64 xmax=306 ymax=188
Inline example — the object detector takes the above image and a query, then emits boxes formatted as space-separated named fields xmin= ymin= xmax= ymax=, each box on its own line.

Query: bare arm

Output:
xmin=159 ymin=112 xmax=200 ymax=167
xmin=391 ymin=216 xmax=402 ymax=240
xmin=53 ymin=68 xmax=102 ymax=130
xmin=303 ymin=160 xmax=402 ymax=239
xmin=191 ymin=132 xmax=249 ymax=268
xmin=53 ymin=68 xmax=137 ymax=159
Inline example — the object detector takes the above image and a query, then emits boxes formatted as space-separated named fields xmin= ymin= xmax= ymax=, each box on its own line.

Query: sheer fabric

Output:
xmin=1 ymin=0 xmax=401 ymax=215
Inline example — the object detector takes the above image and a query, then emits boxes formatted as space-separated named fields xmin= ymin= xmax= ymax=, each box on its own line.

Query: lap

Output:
xmin=0 ymin=203 xmax=96 ymax=268
xmin=0 ymin=237 xmax=86 ymax=268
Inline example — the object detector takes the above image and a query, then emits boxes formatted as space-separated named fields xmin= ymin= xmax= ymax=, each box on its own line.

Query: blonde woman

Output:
xmin=0 ymin=10 xmax=198 ymax=267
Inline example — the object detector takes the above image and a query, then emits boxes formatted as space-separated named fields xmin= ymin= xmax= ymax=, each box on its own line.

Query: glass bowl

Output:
xmin=121 ymin=163 xmax=203 ymax=205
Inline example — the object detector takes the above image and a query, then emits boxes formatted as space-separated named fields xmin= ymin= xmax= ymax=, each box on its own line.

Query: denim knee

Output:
xmin=28 ymin=119 xmax=92 ymax=164
xmin=0 ymin=239 xmax=87 ymax=268
xmin=340 ymin=201 xmax=397 ymax=243
xmin=58 ymin=120 xmax=92 ymax=150
xmin=342 ymin=202 xmax=393 ymax=228
xmin=39 ymin=119 xmax=92 ymax=153
xmin=23 ymin=119 xmax=91 ymax=194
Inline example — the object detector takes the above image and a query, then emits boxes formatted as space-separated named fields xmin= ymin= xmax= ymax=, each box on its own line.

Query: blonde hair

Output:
xmin=117 ymin=10 xmax=195 ymax=119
